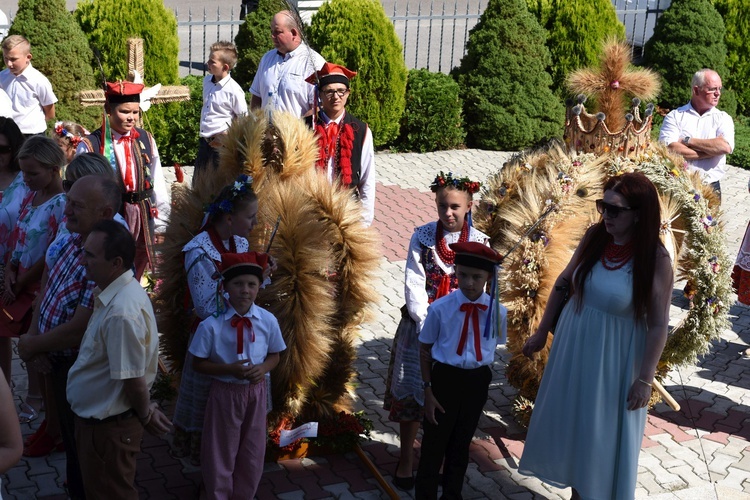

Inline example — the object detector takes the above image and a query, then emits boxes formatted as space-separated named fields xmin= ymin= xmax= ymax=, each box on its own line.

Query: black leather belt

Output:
xmin=78 ymin=408 xmax=136 ymax=425
xmin=122 ymin=189 xmax=153 ymax=204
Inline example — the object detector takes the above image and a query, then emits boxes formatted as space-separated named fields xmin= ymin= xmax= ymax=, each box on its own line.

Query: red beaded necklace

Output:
xmin=601 ymin=239 xmax=633 ymax=270
xmin=435 ymin=220 xmax=470 ymax=265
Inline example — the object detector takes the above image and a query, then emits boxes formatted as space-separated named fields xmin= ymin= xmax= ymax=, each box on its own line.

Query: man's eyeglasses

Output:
xmin=703 ymin=86 xmax=722 ymax=93
xmin=0 ymin=145 xmax=12 ymax=154
xmin=595 ymin=199 xmax=636 ymax=218
xmin=322 ymin=89 xmax=349 ymax=99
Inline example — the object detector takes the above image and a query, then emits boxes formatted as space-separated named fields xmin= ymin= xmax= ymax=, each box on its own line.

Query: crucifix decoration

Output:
xmin=78 ymin=38 xmax=190 ymax=115
xmin=563 ymin=39 xmax=660 ymax=158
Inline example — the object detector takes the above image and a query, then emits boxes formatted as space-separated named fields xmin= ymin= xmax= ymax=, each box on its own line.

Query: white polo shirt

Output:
xmin=189 ymin=303 xmax=286 ymax=384
xmin=200 ymin=73 xmax=247 ymax=138
xmin=249 ymin=43 xmax=324 ymax=117
xmin=659 ymin=102 xmax=735 ymax=183
xmin=0 ymin=63 xmax=57 ymax=134
xmin=419 ymin=289 xmax=507 ymax=369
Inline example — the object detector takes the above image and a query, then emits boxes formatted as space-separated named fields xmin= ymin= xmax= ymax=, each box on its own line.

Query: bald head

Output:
xmin=690 ymin=68 xmax=723 ymax=115
xmin=64 ymin=175 xmax=121 ymax=237
xmin=271 ymin=10 xmax=301 ymax=55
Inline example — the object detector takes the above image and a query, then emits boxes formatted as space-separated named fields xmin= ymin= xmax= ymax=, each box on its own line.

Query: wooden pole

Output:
xmin=653 ymin=379 xmax=680 ymax=411
xmin=354 ymin=445 xmax=400 ymax=500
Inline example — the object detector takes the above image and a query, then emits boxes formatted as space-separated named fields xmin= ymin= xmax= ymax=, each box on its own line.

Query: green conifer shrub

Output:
xmin=7 ymin=0 xmax=99 ymax=130
xmin=453 ymin=0 xmax=563 ymax=151
xmin=76 ymin=0 xmax=179 ymax=85
xmin=76 ymin=0 xmax=192 ymax=164
xmin=713 ymin=0 xmax=750 ymax=115
xmin=643 ymin=0 xmax=729 ymax=111
xmin=308 ymin=0 xmax=407 ymax=148
xmin=397 ymin=69 xmax=465 ymax=153
xmin=524 ymin=0 xmax=554 ymax=28
xmin=542 ymin=0 xmax=626 ymax=94
xmin=233 ymin=0 xmax=287 ymax=90
xmin=140 ymin=75 xmax=203 ymax=167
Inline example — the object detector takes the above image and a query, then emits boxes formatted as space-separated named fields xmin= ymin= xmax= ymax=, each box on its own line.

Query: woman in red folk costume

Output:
xmin=306 ymin=62 xmax=375 ymax=226
xmin=383 ymin=172 xmax=487 ymax=491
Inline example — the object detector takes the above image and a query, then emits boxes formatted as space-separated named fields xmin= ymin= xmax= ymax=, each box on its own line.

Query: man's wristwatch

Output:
xmin=422 ymin=381 xmax=432 ymax=389
xmin=682 ymin=136 xmax=691 ymax=145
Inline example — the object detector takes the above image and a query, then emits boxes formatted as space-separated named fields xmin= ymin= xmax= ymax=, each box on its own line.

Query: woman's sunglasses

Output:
xmin=595 ymin=199 xmax=636 ymax=219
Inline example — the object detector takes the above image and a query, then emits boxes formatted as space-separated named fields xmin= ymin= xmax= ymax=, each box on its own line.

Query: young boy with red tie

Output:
xmin=190 ymin=251 xmax=286 ymax=499
xmin=415 ymin=241 xmax=507 ymax=499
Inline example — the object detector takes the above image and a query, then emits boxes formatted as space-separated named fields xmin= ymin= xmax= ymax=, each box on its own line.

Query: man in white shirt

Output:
xmin=67 ymin=220 xmax=170 ymax=500
xmin=249 ymin=10 xmax=324 ymax=117
xmin=659 ymin=68 xmax=734 ymax=201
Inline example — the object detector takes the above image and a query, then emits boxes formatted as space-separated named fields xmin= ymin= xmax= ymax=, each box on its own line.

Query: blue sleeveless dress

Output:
xmin=519 ymin=261 xmax=648 ymax=500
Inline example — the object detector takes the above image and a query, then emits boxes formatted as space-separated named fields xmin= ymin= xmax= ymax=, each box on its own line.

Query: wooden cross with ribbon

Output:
xmin=78 ymin=38 xmax=190 ymax=115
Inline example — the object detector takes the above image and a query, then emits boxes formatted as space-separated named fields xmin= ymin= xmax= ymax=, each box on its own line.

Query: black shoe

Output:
xmin=393 ymin=460 xmax=415 ymax=491
xmin=393 ymin=474 xmax=415 ymax=491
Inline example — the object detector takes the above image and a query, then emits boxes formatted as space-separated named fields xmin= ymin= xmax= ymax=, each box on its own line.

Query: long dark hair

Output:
xmin=572 ymin=172 xmax=663 ymax=319
xmin=0 ymin=117 xmax=25 ymax=172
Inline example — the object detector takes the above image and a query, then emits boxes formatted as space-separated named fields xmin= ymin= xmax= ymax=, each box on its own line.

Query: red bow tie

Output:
xmin=117 ymin=129 xmax=140 ymax=143
xmin=457 ymin=303 xmax=488 ymax=361
xmin=230 ymin=314 xmax=254 ymax=354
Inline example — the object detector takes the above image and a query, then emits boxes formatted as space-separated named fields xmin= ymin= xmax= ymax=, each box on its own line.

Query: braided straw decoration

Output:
xmin=127 ymin=38 xmax=144 ymax=76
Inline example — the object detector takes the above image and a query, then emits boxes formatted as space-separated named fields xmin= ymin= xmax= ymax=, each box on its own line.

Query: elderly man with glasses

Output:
xmin=659 ymin=68 xmax=734 ymax=202
xmin=305 ymin=62 xmax=375 ymax=226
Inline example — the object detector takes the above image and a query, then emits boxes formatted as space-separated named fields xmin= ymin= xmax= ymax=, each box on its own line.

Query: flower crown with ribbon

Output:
xmin=430 ymin=171 xmax=481 ymax=195
xmin=204 ymin=174 xmax=254 ymax=216
xmin=54 ymin=122 xmax=86 ymax=147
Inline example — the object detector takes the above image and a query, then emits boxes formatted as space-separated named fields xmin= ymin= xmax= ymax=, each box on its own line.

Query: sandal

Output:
xmin=24 ymin=419 xmax=47 ymax=446
xmin=18 ymin=402 xmax=39 ymax=424
xmin=23 ymin=432 xmax=63 ymax=457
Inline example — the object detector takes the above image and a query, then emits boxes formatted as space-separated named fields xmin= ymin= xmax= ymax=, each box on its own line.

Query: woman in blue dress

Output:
xmin=519 ymin=172 xmax=673 ymax=500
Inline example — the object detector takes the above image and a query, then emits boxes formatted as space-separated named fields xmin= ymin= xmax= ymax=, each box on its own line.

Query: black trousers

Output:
xmin=194 ymin=137 xmax=220 ymax=183
xmin=51 ymin=355 xmax=86 ymax=500
xmin=415 ymin=362 xmax=492 ymax=500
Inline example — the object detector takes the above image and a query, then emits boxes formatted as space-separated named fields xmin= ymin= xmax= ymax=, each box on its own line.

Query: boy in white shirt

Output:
xmin=196 ymin=41 xmax=247 ymax=177
xmin=190 ymin=251 xmax=286 ymax=499
xmin=0 ymin=35 xmax=57 ymax=136
xmin=416 ymin=241 xmax=507 ymax=499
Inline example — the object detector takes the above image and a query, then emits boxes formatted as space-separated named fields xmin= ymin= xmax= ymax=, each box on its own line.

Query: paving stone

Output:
xmin=7 ymin=153 xmax=750 ymax=500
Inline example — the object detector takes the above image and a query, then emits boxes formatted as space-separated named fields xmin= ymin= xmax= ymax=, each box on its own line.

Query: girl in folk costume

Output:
xmin=172 ymin=175 xmax=258 ymax=464
xmin=305 ymin=62 xmax=375 ymax=226
xmin=0 ymin=136 xmax=66 ymax=423
xmin=51 ymin=120 xmax=89 ymax=167
xmin=383 ymin=171 xmax=487 ymax=490
xmin=76 ymin=81 xmax=170 ymax=279
xmin=733 ymin=178 xmax=750 ymax=305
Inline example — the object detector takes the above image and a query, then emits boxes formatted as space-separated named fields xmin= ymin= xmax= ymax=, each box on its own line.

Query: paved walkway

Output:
xmin=3 ymin=149 xmax=750 ymax=499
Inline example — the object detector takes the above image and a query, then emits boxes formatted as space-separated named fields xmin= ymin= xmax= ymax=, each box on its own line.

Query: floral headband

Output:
xmin=54 ymin=122 xmax=86 ymax=147
xmin=430 ymin=171 xmax=481 ymax=195
xmin=205 ymin=174 xmax=254 ymax=216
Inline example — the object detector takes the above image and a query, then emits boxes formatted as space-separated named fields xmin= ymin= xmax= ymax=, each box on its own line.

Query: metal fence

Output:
xmin=0 ymin=1 xmax=668 ymax=76
xmin=172 ymin=0 xmax=666 ymax=77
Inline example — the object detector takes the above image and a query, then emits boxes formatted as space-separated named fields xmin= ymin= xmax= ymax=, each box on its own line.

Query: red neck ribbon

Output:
xmin=457 ymin=303 xmax=488 ymax=361
xmin=230 ymin=314 xmax=253 ymax=354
